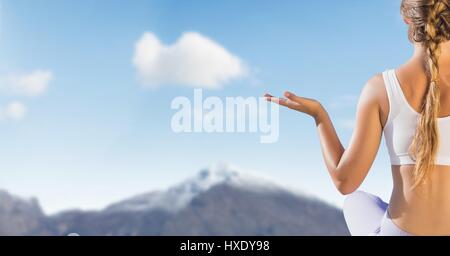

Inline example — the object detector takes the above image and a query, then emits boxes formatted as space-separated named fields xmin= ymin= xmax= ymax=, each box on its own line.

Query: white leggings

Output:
xmin=343 ymin=191 xmax=413 ymax=236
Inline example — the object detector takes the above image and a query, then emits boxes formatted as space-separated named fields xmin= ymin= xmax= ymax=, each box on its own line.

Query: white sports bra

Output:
xmin=382 ymin=69 xmax=450 ymax=166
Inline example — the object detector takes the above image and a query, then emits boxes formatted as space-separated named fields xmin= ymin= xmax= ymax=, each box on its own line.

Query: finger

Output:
xmin=266 ymin=96 xmax=288 ymax=107
xmin=264 ymin=93 xmax=279 ymax=103
xmin=284 ymin=91 xmax=304 ymax=104
xmin=265 ymin=96 xmax=280 ymax=103
xmin=268 ymin=97 xmax=301 ymax=110
xmin=284 ymin=98 xmax=302 ymax=109
xmin=264 ymin=93 xmax=273 ymax=98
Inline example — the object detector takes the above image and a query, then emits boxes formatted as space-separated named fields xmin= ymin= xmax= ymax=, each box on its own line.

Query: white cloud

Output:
xmin=133 ymin=32 xmax=247 ymax=89
xmin=0 ymin=101 xmax=28 ymax=121
xmin=1 ymin=70 xmax=53 ymax=97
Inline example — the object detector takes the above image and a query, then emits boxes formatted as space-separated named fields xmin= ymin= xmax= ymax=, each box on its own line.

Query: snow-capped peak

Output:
xmin=106 ymin=163 xmax=288 ymax=213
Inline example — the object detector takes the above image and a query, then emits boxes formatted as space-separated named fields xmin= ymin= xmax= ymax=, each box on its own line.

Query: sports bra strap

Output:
xmin=382 ymin=70 xmax=403 ymax=121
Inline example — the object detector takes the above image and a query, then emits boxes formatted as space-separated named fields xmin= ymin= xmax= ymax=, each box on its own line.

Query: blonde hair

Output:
xmin=401 ymin=0 xmax=450 ymax=188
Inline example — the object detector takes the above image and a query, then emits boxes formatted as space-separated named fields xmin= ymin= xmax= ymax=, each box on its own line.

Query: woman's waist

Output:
xmin=388 ymin=191 xmax=450 ymax=235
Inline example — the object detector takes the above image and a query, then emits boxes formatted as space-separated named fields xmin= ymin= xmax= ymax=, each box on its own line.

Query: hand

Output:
xmin=264 ymin=91 xmax=324 ymax=121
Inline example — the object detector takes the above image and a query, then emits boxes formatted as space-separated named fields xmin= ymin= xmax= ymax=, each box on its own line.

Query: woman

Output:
xmin=265 ymin=0 xmax=450 ymax=236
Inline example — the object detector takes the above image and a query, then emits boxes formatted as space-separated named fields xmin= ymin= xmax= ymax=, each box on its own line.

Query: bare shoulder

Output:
xmin=358 ymin=73 xmax=390 ymax=125
xmin=359 ymin=73 xmax=387 ymax=105
xmin=363 ymin=73 xmax=385 ymax=94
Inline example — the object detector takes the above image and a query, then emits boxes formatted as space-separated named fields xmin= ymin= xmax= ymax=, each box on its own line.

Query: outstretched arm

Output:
xmin=265 ymin=76 xmax=385 ymax=195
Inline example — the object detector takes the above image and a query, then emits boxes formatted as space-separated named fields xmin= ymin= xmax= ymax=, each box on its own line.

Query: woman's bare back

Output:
xmin=378 ymin=44 xmax=450 ymax=235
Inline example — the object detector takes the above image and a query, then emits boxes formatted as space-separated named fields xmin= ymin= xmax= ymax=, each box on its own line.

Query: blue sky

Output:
xmin=0 ymin=0 xmax=412 ymax=214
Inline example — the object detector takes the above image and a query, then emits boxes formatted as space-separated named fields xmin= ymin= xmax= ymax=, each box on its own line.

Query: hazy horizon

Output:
xmin=3 ymin=162 xmax=346 ymax=215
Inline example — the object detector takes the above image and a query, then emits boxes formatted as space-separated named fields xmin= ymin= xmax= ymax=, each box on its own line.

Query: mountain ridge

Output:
xmin=0 ymin=164 xmax=349 ymax=236
xmin=105 ymin=163 xmax=315 ymax=213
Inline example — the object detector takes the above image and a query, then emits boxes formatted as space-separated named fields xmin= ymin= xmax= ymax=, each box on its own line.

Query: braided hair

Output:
xmin=401 ymin=0 xmax=450 ymax=188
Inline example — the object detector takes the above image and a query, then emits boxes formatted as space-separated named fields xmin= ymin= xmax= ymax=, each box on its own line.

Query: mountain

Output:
xmin=0 ymin=190 xmax=52 ymax=236
xmin=106 ymin=164 xmax=293 ymax=213
xmin=0 ymin=164 xmax=350 ymax=236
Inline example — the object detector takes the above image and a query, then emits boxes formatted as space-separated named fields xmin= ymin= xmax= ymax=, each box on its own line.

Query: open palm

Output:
xmin=264 ymin=91 xmax=323 ymax=119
